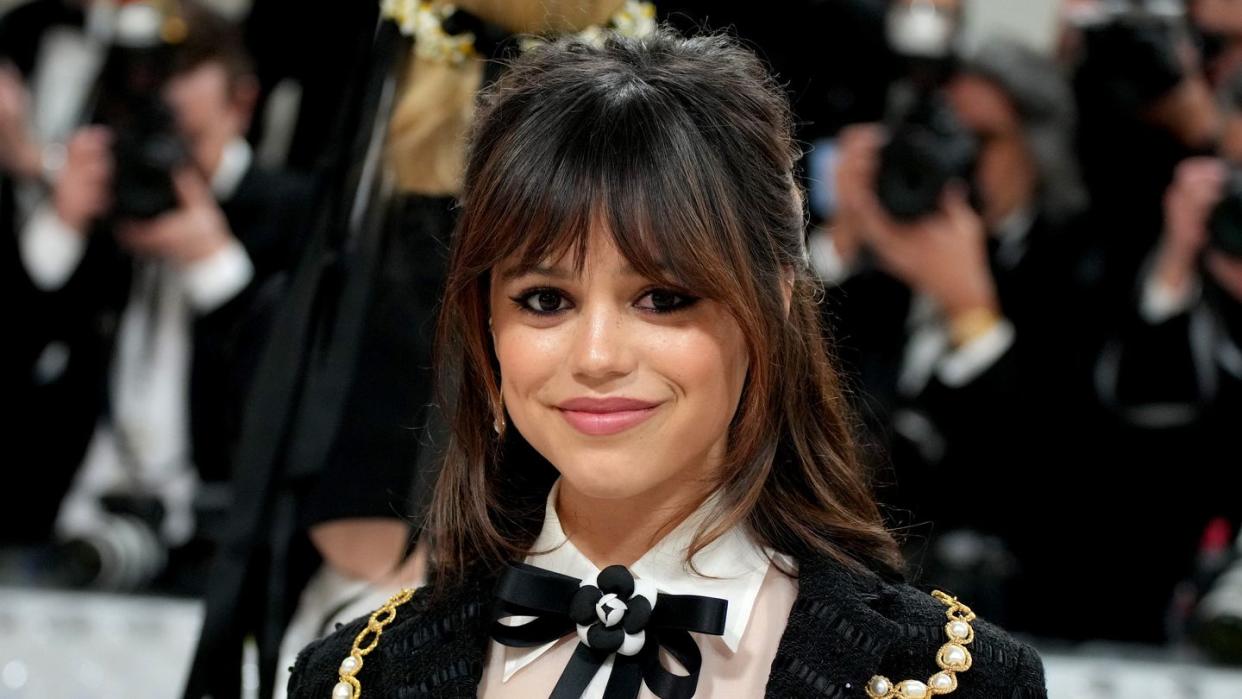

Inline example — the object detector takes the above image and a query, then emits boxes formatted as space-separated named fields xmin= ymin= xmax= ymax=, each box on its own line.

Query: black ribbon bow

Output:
xmin=491 ymin=562 xmax=729 ymax=699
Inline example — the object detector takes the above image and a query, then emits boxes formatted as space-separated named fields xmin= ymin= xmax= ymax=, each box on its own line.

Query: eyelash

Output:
xmin=509 ymin=286 xmax=701 ymax=317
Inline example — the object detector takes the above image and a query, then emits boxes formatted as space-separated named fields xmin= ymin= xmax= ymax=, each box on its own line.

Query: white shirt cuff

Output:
xmin=180 ymin=239 xmax=254 ymax=313
xmin=808 ymin=229 xmax=854 ymax=285
xmin=936 ymin=318 xmax=1016 ymax=388
xmin=1219 ymin=333 xmax=1242 ymax=381
xmin=19 ymin=205 xmax=88 ymax=290
xmin=1139 ymin=269 xmax=1201 ymax=324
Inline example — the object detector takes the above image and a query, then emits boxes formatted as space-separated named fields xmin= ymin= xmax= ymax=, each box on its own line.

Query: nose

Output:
xmin=568 ymin=301 xmax=634 ymax=386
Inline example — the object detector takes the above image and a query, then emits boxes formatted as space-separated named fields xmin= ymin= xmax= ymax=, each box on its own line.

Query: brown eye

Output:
xmin=514 ymin=288 xmax=571 ymax=315
xmin=636 ymin=289 xmax=699 ymax=313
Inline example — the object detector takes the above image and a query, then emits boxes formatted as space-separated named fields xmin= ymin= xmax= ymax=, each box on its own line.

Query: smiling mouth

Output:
xmin=555 ymin=399 xmax=662 ymax=437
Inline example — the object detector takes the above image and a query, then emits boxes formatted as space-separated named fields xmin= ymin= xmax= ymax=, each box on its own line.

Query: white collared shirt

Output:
xmin=478 ymin=481 xmax=800 ymax=699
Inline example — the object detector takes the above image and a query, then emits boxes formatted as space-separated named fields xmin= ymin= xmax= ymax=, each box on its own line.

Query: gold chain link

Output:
xmin=865 ymin=590 xmax=977 ymax=698
xmin=332 ymin=587 xmax=416 ymax=699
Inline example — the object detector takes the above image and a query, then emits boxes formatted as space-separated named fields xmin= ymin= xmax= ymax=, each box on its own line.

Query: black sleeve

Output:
xmin=1002 ymin=640 xmax=1049 ymax=699
xmin=1096 ymin=304 xmax=1206 ymax=427
xmin=190 ymin=169 xmax=315 ymax=481
xmin=300 ymin=195 xmax=455 ymax=527
xmin=0 ymin=0 xmax=75 ymax=75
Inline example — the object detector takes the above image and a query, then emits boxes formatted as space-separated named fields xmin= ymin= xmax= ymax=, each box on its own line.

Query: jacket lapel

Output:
xmin=765 ymin=555 xmax=902 ymax=698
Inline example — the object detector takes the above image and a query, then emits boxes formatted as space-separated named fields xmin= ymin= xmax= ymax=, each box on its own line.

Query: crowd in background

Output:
xmin=1 ymin=0 xmax=1241 ymax=697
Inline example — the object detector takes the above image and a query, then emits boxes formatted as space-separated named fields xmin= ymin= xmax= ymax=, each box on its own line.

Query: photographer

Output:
xmin=1097 ymin=67 xmax=1242 ymax=524
xmin=11 ymin=4 xmax=309 ymax=589
xmin=0 ymin=0 xmax=118 ymax=544
xmin=1089 ymin=63 xmax=1242 ymax=644
xmin=814 ymin=38 xmax=1107 ymax=630
xmin=1071 ymin=0 xmax=1225 ymax=294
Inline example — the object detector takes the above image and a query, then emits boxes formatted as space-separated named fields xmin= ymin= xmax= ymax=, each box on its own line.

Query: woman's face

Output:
xmin=489 ymin=230 xmax=750 ymax=504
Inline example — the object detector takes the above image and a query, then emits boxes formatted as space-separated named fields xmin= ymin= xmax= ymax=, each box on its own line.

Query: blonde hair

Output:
xmin=386 ymin=1 xmax=625 ymax=195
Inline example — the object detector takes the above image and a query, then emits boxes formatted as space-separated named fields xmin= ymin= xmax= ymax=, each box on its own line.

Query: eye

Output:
xmin=512 ymin=287 xmax=572 ymax=315
xmin=636 ymin=288 xmax=700 ymax=314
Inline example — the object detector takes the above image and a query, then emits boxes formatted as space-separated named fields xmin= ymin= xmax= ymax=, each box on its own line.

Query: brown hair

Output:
xmin=426 ymin=29 xmax=903 ymax=582
xmin=170 ymin=1 xmax=254 ymax=87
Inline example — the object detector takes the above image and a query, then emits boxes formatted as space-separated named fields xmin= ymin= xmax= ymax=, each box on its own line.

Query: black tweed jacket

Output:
xmin=288 ymin=554 xmax=1047 ymax=698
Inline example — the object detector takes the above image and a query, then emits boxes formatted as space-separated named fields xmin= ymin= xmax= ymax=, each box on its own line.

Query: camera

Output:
xmin=1071 ymin=0 xmax=1189 ymax=113
xmin=875 ymin=0 xmax=977 ymax=221
xmin=875 ymin=85 xmax=978 ymax=222
xmin=56 ymin=494 xmax=169 ymax=591
xmin=91 ymin=3 xmax=189 ymax=220
xmin=1207 ymin=169 xmax=1242 ymax=257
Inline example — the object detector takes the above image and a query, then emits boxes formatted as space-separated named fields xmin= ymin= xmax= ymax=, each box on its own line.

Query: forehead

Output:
xmin=166 ymin=61 xmax=230 ymax=95
xmin=946 ymin=74 xmax=1019 ymax=131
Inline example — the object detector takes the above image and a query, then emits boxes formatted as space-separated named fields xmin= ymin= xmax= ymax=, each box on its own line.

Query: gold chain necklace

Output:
xmin=865 ymin=590 xmax=977 ymax=699
xmin=331 ymin=587 xmax=416 ymax=699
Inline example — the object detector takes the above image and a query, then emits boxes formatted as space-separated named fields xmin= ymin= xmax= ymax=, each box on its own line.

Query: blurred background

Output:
xmin=1 ymin=0 xmax=1241 ymax=697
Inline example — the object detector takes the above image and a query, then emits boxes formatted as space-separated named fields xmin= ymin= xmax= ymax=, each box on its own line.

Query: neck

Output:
xmin=196 ymin=132 xmax=236 ymax=184
xmin=556 ymin=477 xmax=715 ymax=569
xmin=985 ymin=190 xmax=1034 ymax=234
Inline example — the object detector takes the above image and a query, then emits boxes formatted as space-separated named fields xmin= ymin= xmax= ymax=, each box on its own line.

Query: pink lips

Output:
xmin=556 ymin=397 xmax=662 ymax=436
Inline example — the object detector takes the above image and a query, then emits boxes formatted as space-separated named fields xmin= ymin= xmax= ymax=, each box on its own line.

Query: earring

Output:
xmin=493 ymin=390 xmax=506 ymax=436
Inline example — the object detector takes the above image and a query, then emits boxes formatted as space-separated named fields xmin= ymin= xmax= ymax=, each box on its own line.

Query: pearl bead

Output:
xmin=332 ymin=681 xmax=353 ymax=699
xmin=868 ymin=676 xmax=892 ymax=695
xmin=941 ymin=643 xmax=969 ymax=669
xmin=948 ymin=621 xmax=970 ymax=640
xmin=896 ymin=679 xmax=929 ymax=698
xmin=930 ymin=672 xmax=956 ymax=691
xmin=339 ymin=656 xmax=359 ymax=674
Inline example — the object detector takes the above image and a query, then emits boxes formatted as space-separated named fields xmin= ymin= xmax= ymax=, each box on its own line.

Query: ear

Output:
xmin=781 ymin=266 xmax=796 ymax=320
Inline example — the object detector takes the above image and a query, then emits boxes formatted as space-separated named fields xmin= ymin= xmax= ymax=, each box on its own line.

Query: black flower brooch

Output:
xmin=569 ymin=565 xmax=653 ymax=657
xmin=491 ymin=562 xmax=728 ymax=699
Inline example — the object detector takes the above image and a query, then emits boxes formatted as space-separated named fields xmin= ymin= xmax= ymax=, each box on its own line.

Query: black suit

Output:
xmin=819 ymin=211 xmax=1125 ymax=637
xmin=0 ymin=0 xmax=84 ymax=76
xmin=4 ymin=163 xmax=311 ymax=544
xmin=0 ymin=1 xmax=93 ymax=507
xmin=1096 ymin=272 xmax=1242 ymax=633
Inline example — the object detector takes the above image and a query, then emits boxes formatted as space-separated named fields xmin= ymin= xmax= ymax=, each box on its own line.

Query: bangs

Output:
xmin=461 ymin=62 xmax=748 ymax=300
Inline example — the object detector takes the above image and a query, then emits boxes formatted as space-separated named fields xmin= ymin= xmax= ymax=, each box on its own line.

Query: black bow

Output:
xmin=491 ymin=562 xmax=728 ymax=699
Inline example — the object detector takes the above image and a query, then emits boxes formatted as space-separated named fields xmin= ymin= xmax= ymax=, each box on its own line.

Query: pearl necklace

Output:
xmin=331 ymin=587 xmax=416 ymax=699
xmin=864 ymin=590 xmax=977 ymax=699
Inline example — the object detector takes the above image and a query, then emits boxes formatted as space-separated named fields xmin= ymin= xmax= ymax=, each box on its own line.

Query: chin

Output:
xmin=552 ymin=450 xmax=668 ymax=502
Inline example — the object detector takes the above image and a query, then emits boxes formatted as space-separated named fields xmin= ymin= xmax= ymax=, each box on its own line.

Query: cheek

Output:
xmin=978 ymin=144 xmax=1024 ymax=200
xmin=170 ymin=95 xmax=209 ymax=136
xmin=646 ymin=314 xmax=750 ymax=429
xmin=494 ymin=325 xmax=561 ymax=403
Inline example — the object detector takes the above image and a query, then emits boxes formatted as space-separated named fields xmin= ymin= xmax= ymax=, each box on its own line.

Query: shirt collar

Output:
xmin=211 ymin=138 xmax=252 ymax=202
xmin=991 ymin=205 xmax=1035 ymax=269
xmin=502 ymin=479 xmax=778 ymax=682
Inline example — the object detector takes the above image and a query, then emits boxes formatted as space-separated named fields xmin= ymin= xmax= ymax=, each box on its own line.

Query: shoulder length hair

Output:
xmin=426 ymin=29 xmax=902 ymax=582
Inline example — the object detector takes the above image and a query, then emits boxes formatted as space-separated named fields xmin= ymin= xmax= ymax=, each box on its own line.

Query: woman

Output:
xmin=270 ymin=4 xmax=639 ymax=697
xmin=288 ymin=30 xmax=1046 ymax=699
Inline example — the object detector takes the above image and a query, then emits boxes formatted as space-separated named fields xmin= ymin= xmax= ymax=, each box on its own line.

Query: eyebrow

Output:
xmin=499 ymin=264 xmax=571 ymax=282
xmin=498 ymin=262 xmax=665 ymax=282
